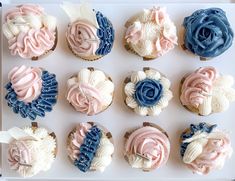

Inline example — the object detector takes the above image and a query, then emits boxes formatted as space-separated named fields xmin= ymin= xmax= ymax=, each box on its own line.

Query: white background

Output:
xmin=1 ymin=1 xmax=235 ymax=181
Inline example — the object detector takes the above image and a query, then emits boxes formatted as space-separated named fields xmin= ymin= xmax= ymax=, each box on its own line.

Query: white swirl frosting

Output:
xmin=90 ymin=133 xmax=114 ymax=172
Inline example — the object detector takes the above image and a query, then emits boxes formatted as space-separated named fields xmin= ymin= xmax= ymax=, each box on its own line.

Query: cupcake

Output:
xmin=183 ymin=8 xmax=234 ymax=60
xmin=61 ymin=2 xmax=115 ymax=61
xmin=5 ymin=65 xmax=58 ymax=120
xmin=0 ymin=122 xmax=57 ymax=177
xmin=124 ymin=6 xmax=177 ymax=60
xmin=66 ymin=67 xmax=114 ymax=115
xmin=67 ymin=122 xmax=114 ymax=172
xmin=2 ymin=4 xmax=57 ymax=60
xmin=123 ymin=68 xmax=173 ymax=116
xmin=180 ymin=66 xmax=235 ymax=116
xmin=124 ymin=122 xmax=170 ymax=171
xmin=180 ymin=122 xmax=233 ymax=175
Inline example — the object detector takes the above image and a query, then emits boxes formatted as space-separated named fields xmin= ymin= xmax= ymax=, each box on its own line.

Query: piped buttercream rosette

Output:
xmin=2 ymin=4 xmax=57 ymax=60
xmin=61 ymin=2 xmax=115 ymax=61
xmin=124 ymin=122 xmax=170 ymax=171
xmin=67 ymin=122 xmax=114 ymax=172
xmin=180 ymin=66 xmax=235 ymax=116
xmin=124 ymin=6 xmax=178 ymax=60
xmin=0 ymin=122 xmax=57 ymax=177
xmin=5 ymin=65 xmax=58 ymax=120
xmin=180 ymin=122 xmax=233 ymax=175
xmin=66 ymin=68 xmax=114 ymax=115
xmin=124 ymin=68 xmax=173 ymax=116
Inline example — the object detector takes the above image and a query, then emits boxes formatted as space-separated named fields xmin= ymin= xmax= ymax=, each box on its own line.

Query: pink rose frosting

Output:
xmin=66 ymin=20 xmax=100 ymax=57
xmin=155 ymin=37 xmax=175 ymax=57
xmin=8 ymin=65 xmax=42 ymax=103
xmin=8 ymin=140 xmax=32 ymax=171
xmin=67 ymin=123 xmax=92 ymax=161
xmin=150 ymin=6 xmax=167 ymax=25
xmin=180 ymin=67 xmax=218 ymax=108
xmin=66 ymin=83 xmax=103 ymax=115
xmin=125 ymin=126 xmax=170 ymax=169
xmin=8 ymin=28 xmax=55 ymax=58
xmin=187 ymin=132 xmax=232 ymax=175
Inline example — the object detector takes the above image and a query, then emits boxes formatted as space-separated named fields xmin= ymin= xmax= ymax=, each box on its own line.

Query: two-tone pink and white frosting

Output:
xmin=125 ymin=126 xmax=170 ymax=170
xmin=8 ymin=65 xmax=42 ymax=103
xmin=180 ymin=67 xmax=235 ymax=115
xmin=125 ymin=7 xmax=177 ymax=58
xmin=66 ymin=68 xmax=114 ymax=115
xmin=182 ymin=130 xmax=233 ymax=175
xmin=3 ymin=4 xmax=57 ymax=58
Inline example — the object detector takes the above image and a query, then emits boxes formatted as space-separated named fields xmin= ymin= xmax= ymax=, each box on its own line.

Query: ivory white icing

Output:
xmin=127 ymin=154 xmax=152 ymax=169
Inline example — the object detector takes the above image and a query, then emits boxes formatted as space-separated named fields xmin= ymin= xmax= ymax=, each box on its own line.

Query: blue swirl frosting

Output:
xmin=74 ymin=126 xmax=102 ymax=172
xmin=95 ymin=11 xmax=115 ymax=56
xmin=5 ymin=71 xmax=58 ymax=120
xmin=134 ymin=79 xmax=163 ymax=107
xmin=180 ymin=123 xmax=217 ymax=157
xmin=183 ymin=8 xmax=234 ymax=58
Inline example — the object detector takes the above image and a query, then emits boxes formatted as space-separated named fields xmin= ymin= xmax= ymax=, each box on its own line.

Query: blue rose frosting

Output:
xmin=180 ymin=123 xmax=217 ymax=157
xmin=183 ymin=8 xmax=234 ymax=58
xmin=74 ymin=126 xmax=102 ymax=172
xmin=5 ymin=71 xmax=58 ymax=120
xmin=134 ymin=79 xmax=163 ymax=107
xmin=95 ymin=11 xmax=115 ymax=56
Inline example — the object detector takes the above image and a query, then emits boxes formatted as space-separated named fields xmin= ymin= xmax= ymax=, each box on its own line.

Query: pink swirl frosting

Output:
xmin=180 ymin=67 xmax=218 ymax=108
xmin=187 ymin=132 xmax=233 ymax=175
xmin=125 ymin=126 xmax=170 ymax=169
xmin=66 ymin=83 xmax=103 ymax=115
xmin=8 ymin=140 xmax=32 ymax=170
xmin=67 ymin=123 xmax=92 ymax=161
xmin=66 ymin=20 xmax=100 ymax=57
xmin=8 ymin=28 xmax=55 ymax=58
xmin=8 ymin=65 xmax=42 ymax=103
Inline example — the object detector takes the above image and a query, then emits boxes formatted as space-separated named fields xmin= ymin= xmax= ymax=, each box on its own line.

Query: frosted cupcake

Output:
xmin=2 ymin=4 xmax=57 ymax=60
xmin=66 ymin=68 xmax=114 ymax=115
xmin=183 ymin=8 xmax=234 ymax=60
xmin=0 ymin=122 xmax=57 ymax=177
xmin=5 ymin=65 xmax=58 ymax=120
xmin=67 ymin=122 xmax=114 ymax=172
xmin=124 ymin=122 xmax=170 ymax=171
xmin=124 ymin=6 xmax=177 ymax=60
xmin=180 ymin=66 xmax=235 ymax=116
xmin=62 ymin=2 xmax=115 ymax=61
xmin=123 ymin=68 xmax=173 ymax=116
xmin=180 ymin=122 xmax=233 ymax=175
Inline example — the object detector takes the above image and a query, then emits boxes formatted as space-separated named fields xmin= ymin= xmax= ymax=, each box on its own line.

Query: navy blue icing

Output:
xmin=183 ymin=8 xmax=234 ymax=58
xmin=95 ymin=11 xmax=114 ymax=56
xmin=5 ymin=71 xmax=58 ymax=120
xmin=134 ymin=78 xmax=163 ymax=107
xmin=74 ymin=126 xmax=102 ymax=172
xmin=180 ymin=122 xmax=217 ymax=157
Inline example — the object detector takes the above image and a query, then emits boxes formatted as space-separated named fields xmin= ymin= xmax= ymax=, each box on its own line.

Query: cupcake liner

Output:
xmin=68 ymin=67 xmax=114 ymax=115
xmin=124 ymin=122 xmax=168 ymax=172
xmin=31 ymin=28 xmax=58 ymax=61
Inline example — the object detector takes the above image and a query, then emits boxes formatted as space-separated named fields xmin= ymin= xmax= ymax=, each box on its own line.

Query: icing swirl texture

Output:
xmin=5 ymin=69 xmax=58 ymax=120
xmin=183 ymin=8 xmax=234 ymax=58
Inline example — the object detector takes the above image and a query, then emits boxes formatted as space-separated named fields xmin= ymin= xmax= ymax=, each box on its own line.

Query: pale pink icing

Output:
xmin=180 ymin=67 xmax=218 ymax=108
xmin=125 ymin=126 xmax=170 ymax=169
xmin=150 ymin=6 xmax=167 ymax=25
xmin=8 ymin=27 xmax=55 ymax=58
xmin=66 ymin=20 xmax=100 ymax=57
xmin=66 ymin=83 xmax=103 ymax=115
xmin=187 ymin=132 xmax=232 ymax=175
xmin=8 ymin=65 xmax=42 ymax=103
xmin=125 ymin=23 xmax=142 ymax=44
xmin=8 ymin=140 xmax=32 ymax=170
xmin=67 ymin=123 xmax=92 ymax=161
xmin=155 ymin=37 xmax=175 ymax=57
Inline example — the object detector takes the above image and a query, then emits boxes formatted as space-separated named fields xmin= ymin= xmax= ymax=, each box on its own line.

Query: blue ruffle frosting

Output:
xmin=74 ymin=126 xmax=102 ymax=172
xmin=183 ymin=8 xmax=234 ymax=58
xmin=95 ymin=11 xmax=115 ymax=56
xmin=134 ymin=78 xmax=163 ymax=107
xmin=5 ymin=71 xmax=58 ymax=120
xmin=180 ymin=123 xmax=217 ymax=157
